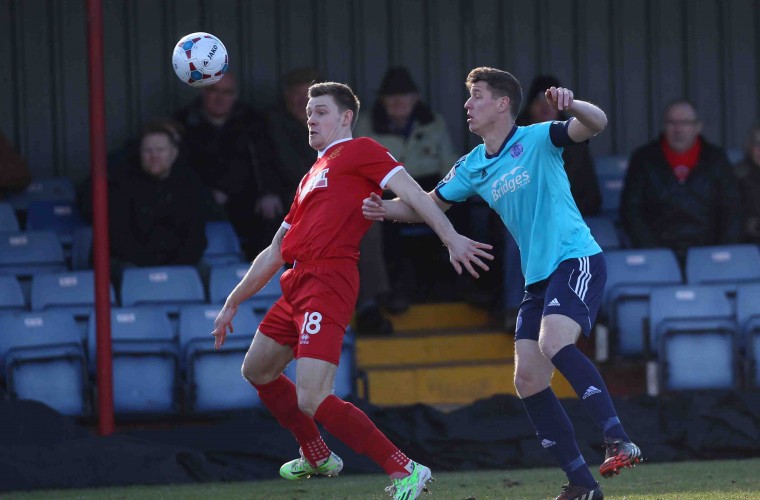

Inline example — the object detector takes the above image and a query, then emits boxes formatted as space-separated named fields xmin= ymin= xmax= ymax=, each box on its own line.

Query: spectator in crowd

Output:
xmin=734 ymin=124 xmax=760 ymax=243
xmin=175 ymin=73 xmax=283 ymax=259
xmin=354 ymin=66 xmax=460 ymax=321
xmin=619 ymin=99 xmax=742 ymax=263
xmin=0 ymin=130 xmax=32 ymax=199
xmin=516 ymin=75 xmax=601 ymax=216
xmin=108 ymin=119 xmax=207 ymax=282
xmin=267 ymin=67 xmax=324 ymax=202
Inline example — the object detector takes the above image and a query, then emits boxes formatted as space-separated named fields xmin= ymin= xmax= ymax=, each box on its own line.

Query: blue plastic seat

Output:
xmin=120 ymin=266 xmax=206 ymax=313
xmin=736 ymin=283 xmax=760 ymax=388
xmin=726 ymin=147 xmax=743 ymax=165
xmin=0 ymin=202 xmax=19 ymax=231
xmin=0 ymin=276 xmax=25 ymax=310
xmin=70 ymin=226 xmax=93 ymax=270
xmin=604 ymin=248 xmax=682 ymax=356
xmin=584 ymin=216 xmax=620 ymax=250
xmin=595 ymin=155 xmax=628 ymax=219
xmin=31 ymin=270 xmax=115 ymax=339
xmin=209 ymin=264 xmax=284 ymax=313
xmin=87 ymin=307 xmax=178 ymax=414
xmin=649 ymin=285 xmax=737 ymax=390
xmin=4 ymin=177 xmax=76 ymax=211
xmin=0 ymin=231 xmax=66 ymax=277
xmin=178 ymin=304 xmax=261 ymax=411
xmin=685 ymin=244 xmax=760 ymax=297
xmin=203 ymin=221 xmax=244 ymax=265
xmin=26 ymin=200 xmax=86 ymax=239
xmin=0 ymin=311 xmax=87 ymax=415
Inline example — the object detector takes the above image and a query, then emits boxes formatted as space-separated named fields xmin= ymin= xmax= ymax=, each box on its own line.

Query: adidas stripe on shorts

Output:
xmin=515 ymin=252 xmax=606 ymax=341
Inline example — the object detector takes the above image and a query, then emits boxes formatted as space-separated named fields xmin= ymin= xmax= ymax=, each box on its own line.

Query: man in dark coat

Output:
xmin=620 ymin=99 xmax=742 ymax=263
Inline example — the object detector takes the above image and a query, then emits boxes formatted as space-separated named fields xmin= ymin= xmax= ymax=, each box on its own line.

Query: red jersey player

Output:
xmin=212 ymin=82 xmax=492 ymax=500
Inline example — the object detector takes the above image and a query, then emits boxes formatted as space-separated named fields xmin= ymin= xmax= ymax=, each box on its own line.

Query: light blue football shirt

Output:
xmin=436 ymin=121 xmax=601 ymax=285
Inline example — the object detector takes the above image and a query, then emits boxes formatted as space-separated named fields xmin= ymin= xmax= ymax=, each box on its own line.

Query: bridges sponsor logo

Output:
xmin=491 ymin=166 xmax=530 ymax=201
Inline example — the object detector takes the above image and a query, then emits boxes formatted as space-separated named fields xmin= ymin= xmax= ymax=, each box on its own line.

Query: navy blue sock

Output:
xmin=522 ymin=387 xmax=597 ymax=488
xmin=551 ymin=344 xmax=630 ymax=442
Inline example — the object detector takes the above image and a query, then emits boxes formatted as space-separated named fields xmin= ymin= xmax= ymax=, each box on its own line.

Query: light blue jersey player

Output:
xmin=435 ymin=120 xmax=601 ymax=286
xmin=364 ymin=67 xmax=641 ymax=500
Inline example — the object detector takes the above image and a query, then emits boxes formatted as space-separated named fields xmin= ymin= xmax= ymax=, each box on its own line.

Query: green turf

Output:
xmin=6 ymin=458 xmax=760 ymax=499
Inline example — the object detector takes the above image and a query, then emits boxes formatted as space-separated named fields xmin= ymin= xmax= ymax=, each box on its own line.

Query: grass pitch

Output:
xmin=5 ymin=458 xmax=760 ymax=499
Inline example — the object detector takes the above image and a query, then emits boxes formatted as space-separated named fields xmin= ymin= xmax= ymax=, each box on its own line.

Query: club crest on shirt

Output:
xmin=510 ymin=143 xmax=524 ymax=158
xmin=327 ymin=146 xmax=344 ymax=160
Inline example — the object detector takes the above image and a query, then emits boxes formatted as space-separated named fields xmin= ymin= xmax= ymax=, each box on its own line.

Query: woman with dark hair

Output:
xmin=517 ymin=75 xmax=602 ymax=216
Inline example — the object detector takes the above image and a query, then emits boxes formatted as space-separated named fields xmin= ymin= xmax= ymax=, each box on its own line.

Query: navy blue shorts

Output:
xmin=515 ymin=253 xmax=607 ymax=341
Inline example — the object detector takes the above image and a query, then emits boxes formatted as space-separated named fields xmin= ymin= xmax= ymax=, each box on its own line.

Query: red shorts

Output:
xmin=258 ymin=258 xmax=359 ymax=365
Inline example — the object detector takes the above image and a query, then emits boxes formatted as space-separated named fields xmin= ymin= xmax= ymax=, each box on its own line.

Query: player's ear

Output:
xmin=500 ymin=96 xmax=510 ymax=113
xmin=343 ymin=109 xmax=353 ymax=127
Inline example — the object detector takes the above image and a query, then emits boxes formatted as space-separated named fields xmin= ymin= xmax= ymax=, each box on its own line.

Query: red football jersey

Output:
xmin=280 ymin=137 xmax=403 ymax=263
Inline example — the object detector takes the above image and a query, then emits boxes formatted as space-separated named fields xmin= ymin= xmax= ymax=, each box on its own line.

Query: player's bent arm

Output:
xmin=567 ymin=99 xmax=608 ymax=143
xmin=225 ymin=225 xmax=287 ymax=307
xmin=385 ymin=170 xmax=457 ymax=244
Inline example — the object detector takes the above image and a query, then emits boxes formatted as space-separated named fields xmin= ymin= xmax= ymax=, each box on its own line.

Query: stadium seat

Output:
xmin=649 ymin=285 xmax=737 ymax=390
xmin=120 ymin=266 xmax=206 ymax=313
xmin=595 ymin=155 xmax=628 ymax=218
xmin=209 ymin=264 xmax=284 ymax=313
xmin=26 ymin=200 xmax=86 ymax=238
xmin=4 ymin=177 xmax=76 ymax=211
xmin=0 ymin=202 xmax=19 ymax=231
xmin=87 ymin=307 xmax=178 ymax=414
xmin=30 ymin=270 xmax=115 ymax=339
xmin=726 ymin=147 xmax=743 ymax=165
xmin=584 ymin=215 xmax=620 ymax=250
xmin=736 ymin=283 xmax=760 ymax=388
xmin=0 ymin=311 xmax=87 ymax=415
xmin=0 ymin=231 xmax=67 ymax=302
xmin=178 ymin=304 xmax=261 ymax=411
xmin=0 ymin=276 xmax=25 ymax=310
xmin=604 ymin=248 xmax=682 ymax=356
xmin=70 ymin=226 xmax=93 ymax=270
xmin=203 ymin=221 xmax=244 ymax=265
xmin=685 ymin=244 xmax=760 ymax=297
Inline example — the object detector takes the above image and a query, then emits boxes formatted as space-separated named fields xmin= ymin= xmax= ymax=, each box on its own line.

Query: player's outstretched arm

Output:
xmin=212 ymin=226 xmax=287 ymax=349
xmin=383 ymin=170 xmax=494 ymax=278
xmin=545 ymin=86 xmax=607 ymax=142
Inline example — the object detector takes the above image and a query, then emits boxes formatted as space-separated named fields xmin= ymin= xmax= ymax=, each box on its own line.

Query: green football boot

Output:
xmin=384 ymin=461 xmax=433 ymax=500
xmin=279 ymin=448 xmax=343 ymax=480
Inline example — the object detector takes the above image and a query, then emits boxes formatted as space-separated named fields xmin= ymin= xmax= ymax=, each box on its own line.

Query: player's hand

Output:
xmin=362 ymin=192 xmax=386 ymax=221
xmin=256 ymin=194 xmax=284 ymax=220
xmin=212 ymin=303 xmax=238 ymax=350
xmin=545 ymin=86 xmax=574 ymax=111
xmin=445 ymin=234 xmax=494 ymax=279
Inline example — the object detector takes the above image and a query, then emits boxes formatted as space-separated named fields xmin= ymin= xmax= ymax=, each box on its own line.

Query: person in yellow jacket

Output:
xmin=353 ymin=67 xmax=461 ymax=324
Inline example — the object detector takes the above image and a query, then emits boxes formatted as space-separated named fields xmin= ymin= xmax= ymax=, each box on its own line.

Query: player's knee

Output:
xmin=514 ymin=367 xmax=550 ymax=397
xmin=296 ymin=388 xmax=330 ymax=417
xmin=240 ymin=358 xmax=271 ymax=386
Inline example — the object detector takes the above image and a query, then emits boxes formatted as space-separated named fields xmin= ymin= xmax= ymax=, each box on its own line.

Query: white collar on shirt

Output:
xmin=317 ymin=137 xmax=353 ymax=158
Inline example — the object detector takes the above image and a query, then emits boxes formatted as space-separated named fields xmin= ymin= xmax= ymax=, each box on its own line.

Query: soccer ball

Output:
xmin=172 ymin=32 xmax=228 ymax=87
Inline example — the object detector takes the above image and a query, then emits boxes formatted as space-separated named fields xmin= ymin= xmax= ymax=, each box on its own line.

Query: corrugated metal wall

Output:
xmin=1 ymin=0 xmax=759 ymax=181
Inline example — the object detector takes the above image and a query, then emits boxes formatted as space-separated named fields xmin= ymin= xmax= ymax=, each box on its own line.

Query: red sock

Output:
xmin=254 ymin=375 xmax=331 ymax=466
xmin=314 ymin=395 xmax=411 ymax=477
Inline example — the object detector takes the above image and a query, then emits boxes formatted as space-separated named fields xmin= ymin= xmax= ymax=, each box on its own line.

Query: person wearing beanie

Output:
xmin=354 ymin=67 xmax=461 ymax=325
xmin=516 ymin=75 xmax=601 ymax=216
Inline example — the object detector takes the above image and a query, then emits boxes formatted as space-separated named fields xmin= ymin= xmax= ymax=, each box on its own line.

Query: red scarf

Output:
xmin=661 ymin=135 xmax=702 ymax=183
